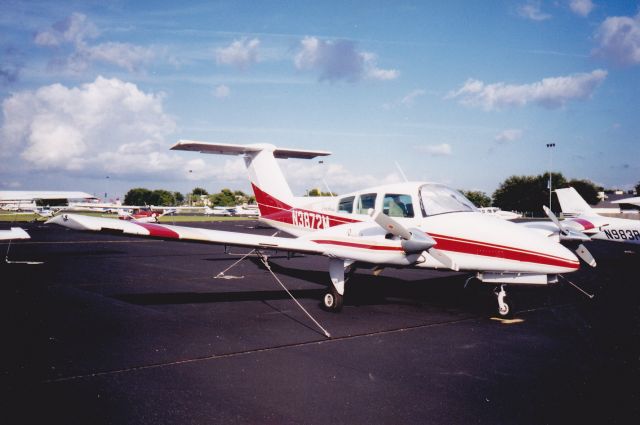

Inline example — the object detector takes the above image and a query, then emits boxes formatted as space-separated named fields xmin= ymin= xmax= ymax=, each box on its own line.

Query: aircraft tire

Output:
xmin=322 ymin=287 xmax=343 ymax=312
xmin=497 ymin=295 xmax=514 ymax=319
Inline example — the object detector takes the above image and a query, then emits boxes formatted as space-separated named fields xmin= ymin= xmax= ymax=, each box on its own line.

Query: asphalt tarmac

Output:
xmin=1 ymin=220 xmax=638 ymax=424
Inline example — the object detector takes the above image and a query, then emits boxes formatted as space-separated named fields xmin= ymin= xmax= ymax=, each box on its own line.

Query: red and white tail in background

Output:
xmin=171 ymin=141 xmax=332 ymax=232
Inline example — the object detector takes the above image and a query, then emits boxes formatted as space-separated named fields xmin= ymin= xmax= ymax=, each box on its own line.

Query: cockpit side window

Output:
xmin=337 ymin=196 xmax=355 ymax=214
xmin=355 ymin=193 xmax=377 ymax=214
xmin=383 ymin=194 xmax=414 ymax=218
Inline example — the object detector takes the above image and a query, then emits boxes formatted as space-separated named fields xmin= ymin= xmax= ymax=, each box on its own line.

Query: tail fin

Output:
xmin=555 ymin=187 xmax=594 ymax=216
xmin=171 ymin=141 xmax=330 ymax=215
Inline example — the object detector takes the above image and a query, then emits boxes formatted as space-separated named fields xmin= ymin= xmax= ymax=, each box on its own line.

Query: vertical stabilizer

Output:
xmin=171 ymin=140 xmax=330 ymax=215
xmin=555 ymin=187 xmax=594 ymax=216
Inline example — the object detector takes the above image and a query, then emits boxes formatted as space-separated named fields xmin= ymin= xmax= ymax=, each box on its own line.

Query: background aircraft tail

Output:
xmin=555 ymin=187 xmax=594 ymax=216
xmin=171 ymin=141 xmax=330 ymax=216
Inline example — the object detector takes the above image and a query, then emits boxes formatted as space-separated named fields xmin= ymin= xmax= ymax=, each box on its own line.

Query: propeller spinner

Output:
xmin=368 ymin=209 xmax=459 ymax=271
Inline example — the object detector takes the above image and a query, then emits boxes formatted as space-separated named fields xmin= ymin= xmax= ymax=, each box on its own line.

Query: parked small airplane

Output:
xmin=555 ymin=187 xmax=640 ymax=249
xmin=204 ymin=206 xmax=235 ymax=216
xmin=48 ymin=142 xmax=586 ymax=317
xmin=233 ymin=205 xmax=260 ymax=217
xmin=118 ymin=207 xmax=176 ymax=223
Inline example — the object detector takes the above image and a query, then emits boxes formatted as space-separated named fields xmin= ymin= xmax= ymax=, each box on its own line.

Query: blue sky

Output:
xmin=1 ymin=0 xmax=639 ymax=201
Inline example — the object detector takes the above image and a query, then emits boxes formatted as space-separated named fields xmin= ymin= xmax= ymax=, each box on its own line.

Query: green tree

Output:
xmin=635 ymin=181 xmax=640 ymax=195
xmin=149 ymin=189 xmax=176 ymax=206
xmin=192 ymin=187 xmax=208 ymax=196
xmin=124 ymin=188 xmax=152 ymax=206
xmin=209 ymin=188 xmax=237 ymax=206
xmin=492 ymin=172 xmax=567 ymax=216
xmin=461 ymin=190 xmax=491 ymax=208
xmin=173 ymin=192 xmax=184 ymax=204
xmin=306 ymin=188 xmax=337 ymax=196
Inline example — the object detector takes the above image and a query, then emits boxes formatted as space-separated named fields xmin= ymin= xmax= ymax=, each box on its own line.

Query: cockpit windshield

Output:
xmin=419 ymin=184 xmax=477 ymax=216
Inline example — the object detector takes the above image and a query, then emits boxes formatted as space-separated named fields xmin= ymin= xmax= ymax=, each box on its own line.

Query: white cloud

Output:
xmin=1 ymin=76 xmax=177 ymax=177
xmin=34 ymin=12 xmax=98 ymax=47
xmin=495 ymin=129 xmax=523 ymax=143
xmin=517 ymin=1 xmax=551 ymax=21
xmin=569 ymin=0 xmax=594 ymax=17
xmin=81 ymin=42 xmax=155 ymax=72
xmin=214 ymin=84 xmax=231 ymax=98
xmin=447 ymin=69 xmax=607 ymax=110
xmin=593 ymin=13 xmax=640 ymax=66
xmin=281 ymin=161 xmax=401 ymax=194
xmin=35 ymin=13 xmax=154 ymax=72
xmin=215 ymin=38 xmax=260 ymax=69
xmin=415 ymin=144 xmax=452 ymax=157
xmin=383 ymin=89 xmax=426 ymax=110
xmin=401 ymin=89 xmax=426 ymax=106
xmin=294 ymin=36 xmax=398 ymax=82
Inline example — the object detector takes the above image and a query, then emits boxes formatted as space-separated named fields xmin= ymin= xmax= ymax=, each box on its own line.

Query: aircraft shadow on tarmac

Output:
xmin=114 ymin=256 xmax=509 ymax=314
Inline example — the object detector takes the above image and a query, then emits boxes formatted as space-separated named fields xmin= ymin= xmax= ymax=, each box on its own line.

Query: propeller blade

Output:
xmin=429 ymin=248 xmax=459 ymax=271
xmin=576 ymin=244 xmax=597 ymax=267
xmin=369 ymin=209 xmax=411 ymax=239
xmin=543 ymin=205 xmax=566 ymax=235
xmin=543 ymin=205 xmax=590 ymax=242
xmin=369 ymin=209 xmax=457 ymax=270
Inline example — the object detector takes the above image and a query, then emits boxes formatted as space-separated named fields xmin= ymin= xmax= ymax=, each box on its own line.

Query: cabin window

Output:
xmin=337 ymin=196 xmax=355 ymax=214
xmin=419 ymin=184 xmax=476 ymax=216
xmin=383 ymin=194 xmax=414 ymax=218
xmin=355 ymin=193 xmax=377 ymax=214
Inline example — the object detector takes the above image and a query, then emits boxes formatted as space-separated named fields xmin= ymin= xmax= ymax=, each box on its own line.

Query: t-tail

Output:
xmin=171 ymin=140 xmax=331 ymax=226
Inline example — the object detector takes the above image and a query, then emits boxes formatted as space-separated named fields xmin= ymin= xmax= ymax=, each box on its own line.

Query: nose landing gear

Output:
xmin=494 ymin=284 xmax=514 ymax=318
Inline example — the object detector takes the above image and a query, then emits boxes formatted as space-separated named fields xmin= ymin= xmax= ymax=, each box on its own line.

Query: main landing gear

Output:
xmin=322 ymin=258 xmax=354 ymax=312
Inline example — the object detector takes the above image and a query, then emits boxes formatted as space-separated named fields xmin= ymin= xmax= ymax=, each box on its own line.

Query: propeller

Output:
xmin=543 ymin=206 xmax=596 ymax=267
xmin=368 ymin=209 xmax=459 ymax=271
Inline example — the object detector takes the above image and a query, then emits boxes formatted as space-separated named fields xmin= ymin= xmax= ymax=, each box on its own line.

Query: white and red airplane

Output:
xmin=47 ymin=142 xmax=586 ymax=317
xmin=555 ymin=187 xmax=640 ymax=249
xmin=118 ymin=207 xmax=177 ymax=223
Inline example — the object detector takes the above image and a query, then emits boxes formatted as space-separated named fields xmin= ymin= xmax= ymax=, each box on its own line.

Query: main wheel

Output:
xmin=322 ymin=286 xmax=344 ymax=312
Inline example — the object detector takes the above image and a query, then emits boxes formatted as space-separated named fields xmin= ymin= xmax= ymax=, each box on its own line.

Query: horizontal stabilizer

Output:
xmin=171 ymin=140 xmax=331 ymax=159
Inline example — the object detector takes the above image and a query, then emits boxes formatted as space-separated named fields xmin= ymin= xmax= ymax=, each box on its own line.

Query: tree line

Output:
xmin=464 ymin=172 xmax=606 ymax=217
xmin=124 ymin=174 xmax=637 ymax=216
xmin=123 ymin=187 xmax=255 ymax=207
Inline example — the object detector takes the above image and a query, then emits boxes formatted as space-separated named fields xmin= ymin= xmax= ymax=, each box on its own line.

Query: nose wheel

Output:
xmin=494 ymin=284 xmax=514 ymax=318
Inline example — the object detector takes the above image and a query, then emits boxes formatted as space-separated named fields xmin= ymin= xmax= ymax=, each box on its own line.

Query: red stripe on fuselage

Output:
xmin=136 ymin=223 xmax=180 ymax=239
xmin=429 ymin=233 xmax=578 ymax=269
xmin=251 ymin=183 xmax=360 ymax=228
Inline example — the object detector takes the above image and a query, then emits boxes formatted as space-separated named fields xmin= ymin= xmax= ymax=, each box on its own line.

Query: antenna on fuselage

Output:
xmin=395 ymin=161 xmax=409 ymax=182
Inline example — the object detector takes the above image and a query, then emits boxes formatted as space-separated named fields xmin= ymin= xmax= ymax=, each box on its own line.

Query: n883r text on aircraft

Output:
xmin=48 ymin=141 xmax=584 ymax=318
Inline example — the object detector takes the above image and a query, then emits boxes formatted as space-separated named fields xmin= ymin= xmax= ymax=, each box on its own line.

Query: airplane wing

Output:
xmin=46 ymin=213 xmax=423 ymax=266
xmin=0 ymin=227 xmax=30 ymax=241
xmin=46 ymin=214 xmax=325 ymax=255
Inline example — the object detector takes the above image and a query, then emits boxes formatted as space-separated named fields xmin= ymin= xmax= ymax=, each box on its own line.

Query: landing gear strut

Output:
xmin=322 ymin=258 xmax=349 ymax=312
xmin=494 ymin=284 xmax=514 ymax=318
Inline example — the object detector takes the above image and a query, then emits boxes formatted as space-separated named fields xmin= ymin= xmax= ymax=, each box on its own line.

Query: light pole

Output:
xmin=105 ymin=176 xmax=110 ymax=202
xmin=546 ymin=143 xmax=555 ymax=210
